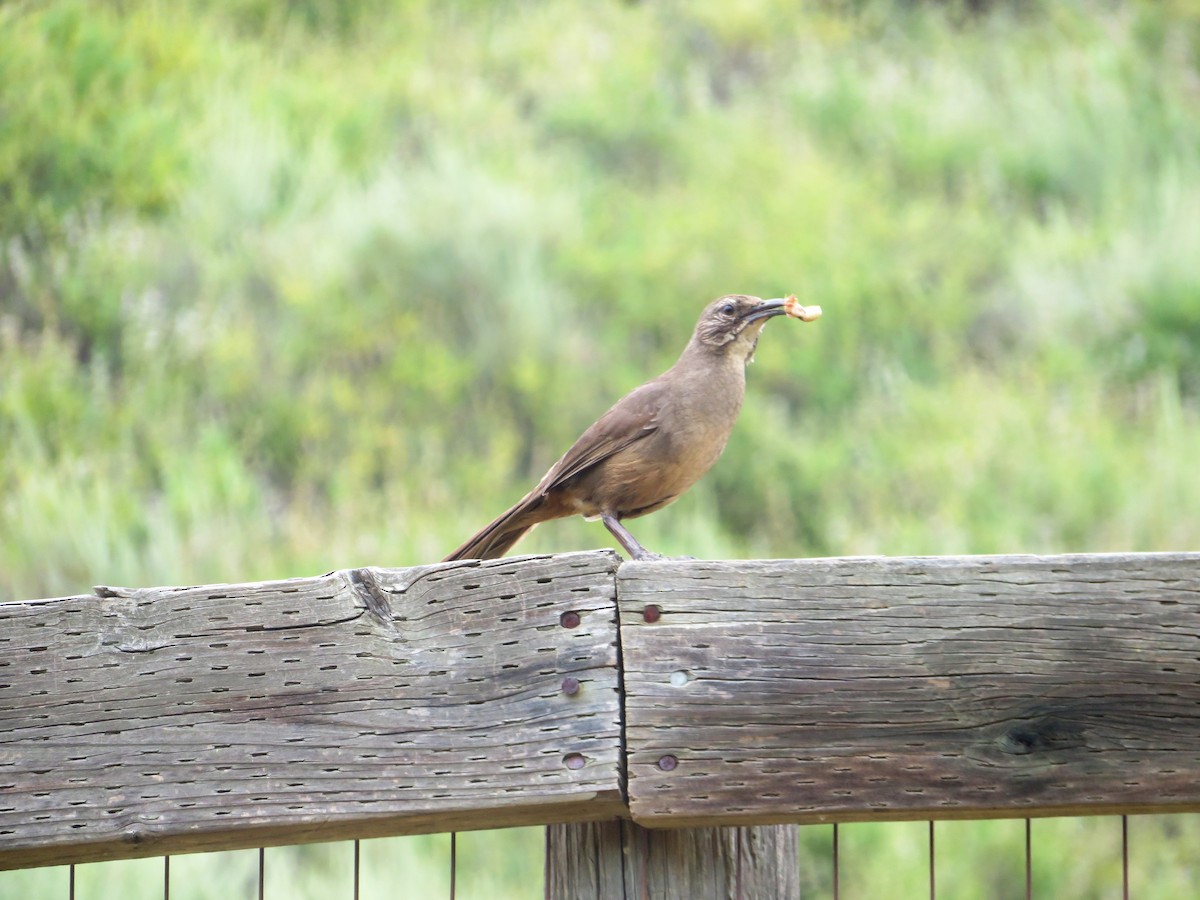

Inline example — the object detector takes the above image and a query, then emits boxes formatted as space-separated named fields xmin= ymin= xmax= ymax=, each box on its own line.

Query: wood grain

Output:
xmin=0 ymin=552 xmax=624 ymax=869
xmin=619 ymin=553 xmax=1200 ymax=827
xmin=546 ymin=820 xmax=800 ymax=900
xmin=6 ymin=550 xmax=1200 ymax=872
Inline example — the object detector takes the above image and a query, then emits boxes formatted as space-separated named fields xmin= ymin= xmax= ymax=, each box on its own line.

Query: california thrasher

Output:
xmin=444 ymin=294 xmax=820 ymax=561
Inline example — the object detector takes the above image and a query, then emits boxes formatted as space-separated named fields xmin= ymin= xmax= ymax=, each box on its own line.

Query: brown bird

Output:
xmin=444 ymin=294 xmax=821 ymax=562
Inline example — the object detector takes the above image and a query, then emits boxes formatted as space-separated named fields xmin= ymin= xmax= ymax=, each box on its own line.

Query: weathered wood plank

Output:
xmin=619 ymin=553 xmax=1200 ymax=827
xmin=0 ymin=552 xmax=625 ymax=870
xmin=7 ymin=550 xmax=1200 ymax=872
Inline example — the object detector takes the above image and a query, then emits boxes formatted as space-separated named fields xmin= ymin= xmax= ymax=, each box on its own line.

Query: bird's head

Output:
xmin=690 ymin=294 xmax=809 ymax=362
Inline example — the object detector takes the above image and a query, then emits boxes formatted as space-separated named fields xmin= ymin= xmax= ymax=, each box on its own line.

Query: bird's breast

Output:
xmin=587 ymin=367 xmax=745 ymax=517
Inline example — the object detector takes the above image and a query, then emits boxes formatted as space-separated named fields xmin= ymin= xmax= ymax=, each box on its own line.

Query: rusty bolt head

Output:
xmin=642 ymin=604 xmax=662 ymax=623
xmin=561 ymin=677 xmax=581 ymax=696
xmin=564 ymin=753 xmax=586 ymax=770
xmin=657 ymin=754 xmax=678 ymax=772
xmin=560 ymin=611 xmax=581 ymax=629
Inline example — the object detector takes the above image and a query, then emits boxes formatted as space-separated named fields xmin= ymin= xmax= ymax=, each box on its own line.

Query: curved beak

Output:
xmin=739 ymin=298 xmax=788 ymax=325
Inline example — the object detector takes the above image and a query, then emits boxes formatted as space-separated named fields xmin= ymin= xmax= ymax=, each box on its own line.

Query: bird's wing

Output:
xmin=533 ymin=379 xmax=666 ymax=496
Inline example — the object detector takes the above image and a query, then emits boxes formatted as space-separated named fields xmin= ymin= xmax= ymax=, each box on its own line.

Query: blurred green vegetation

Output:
xmin=2 ymin=0 xmax=1198 ymax=897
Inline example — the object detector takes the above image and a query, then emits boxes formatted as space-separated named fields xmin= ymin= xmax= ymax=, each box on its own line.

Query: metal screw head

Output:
xmin=561 ymin=677 xmax=581 ymax=696
xmin=564 ymin=753 xmax=586 ymax=770
xmin=560 ymin=611 xmax=581 ymax=629
xmin=657 ymin=754 xmax=678 ymax=772
xmin=642 ymin=604 xmax=662 ymax=623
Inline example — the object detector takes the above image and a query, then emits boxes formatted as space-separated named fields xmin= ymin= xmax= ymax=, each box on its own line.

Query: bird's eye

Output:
xmin=720 ymin=302 xmax=736 ymax=317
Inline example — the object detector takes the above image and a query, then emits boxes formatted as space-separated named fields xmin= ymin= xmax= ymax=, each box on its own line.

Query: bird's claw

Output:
xmin=628 ymin=550 xmax=696 ymax=562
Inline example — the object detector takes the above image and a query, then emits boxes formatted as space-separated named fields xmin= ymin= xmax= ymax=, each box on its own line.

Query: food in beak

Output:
xmin=784 ymin=294 xmax=822 ymax=322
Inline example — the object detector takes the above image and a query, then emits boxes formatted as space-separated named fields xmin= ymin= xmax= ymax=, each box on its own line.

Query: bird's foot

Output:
xmin=629 ymin=549 xmax=668 ymax=561
xmin=628 ymin=550 xmax=696 ymax=562
xmin=602 ymin=513 xmax=695 ymax=562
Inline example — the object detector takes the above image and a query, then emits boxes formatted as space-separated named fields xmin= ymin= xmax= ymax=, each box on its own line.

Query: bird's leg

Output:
xmin=600 ymin=513 xmax=666 ymax=561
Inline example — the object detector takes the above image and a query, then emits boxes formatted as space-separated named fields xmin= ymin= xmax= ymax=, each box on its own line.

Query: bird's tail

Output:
xmin=443 ymin=493 xmax=549 ymax=561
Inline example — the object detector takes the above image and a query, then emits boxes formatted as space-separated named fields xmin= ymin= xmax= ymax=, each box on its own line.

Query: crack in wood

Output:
xmin=345 ymin=567 xmax=396 ymax=631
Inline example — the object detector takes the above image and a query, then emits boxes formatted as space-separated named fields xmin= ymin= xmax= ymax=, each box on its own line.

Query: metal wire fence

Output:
xmin=5 ymin=813 xmax=1200 ymax=899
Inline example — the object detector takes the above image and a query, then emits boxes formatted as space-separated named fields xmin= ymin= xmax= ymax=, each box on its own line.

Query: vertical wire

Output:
xmin=449 ymin=832 xmax=457 ymax=900
xmin=258 ymin=847 xmax=265 ymax=900
xmin=1025 ymin=819 xmax=1032 ymax=900
xmin=69 ymin=864 xmax=75 ymax=900
xmin=353 ymin=840 xmax=360 ymax=900
xmin=1121 ymin=815 xmax=1129 ymax=900
xmin=832 ymin=823 xmax=839 ymax=900
xmin=928 ymin=821 xmax=935 ymax=900
xmin=163 ymin=855 xmax=170 ymax=900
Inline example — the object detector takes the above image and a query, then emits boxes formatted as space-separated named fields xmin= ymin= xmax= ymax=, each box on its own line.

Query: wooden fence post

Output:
xmin=545 ymin=821 xmax=799 ymax=899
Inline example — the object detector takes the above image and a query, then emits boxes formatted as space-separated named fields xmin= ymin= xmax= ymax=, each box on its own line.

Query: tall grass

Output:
xmin=2 ymin=0 xmax=1198 ymax=896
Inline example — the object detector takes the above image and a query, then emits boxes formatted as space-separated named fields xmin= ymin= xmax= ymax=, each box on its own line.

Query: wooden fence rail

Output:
xmin=3 ymin=551 xmax=1199 ymax=874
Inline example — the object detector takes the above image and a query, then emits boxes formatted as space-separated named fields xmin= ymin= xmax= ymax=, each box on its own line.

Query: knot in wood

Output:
xmin=998 ymin=716 xmax=1086 ymax=755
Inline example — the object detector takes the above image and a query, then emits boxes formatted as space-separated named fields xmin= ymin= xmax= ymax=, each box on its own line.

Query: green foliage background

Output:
xmin=2 ymin=0 xmax=1198 ymax=897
